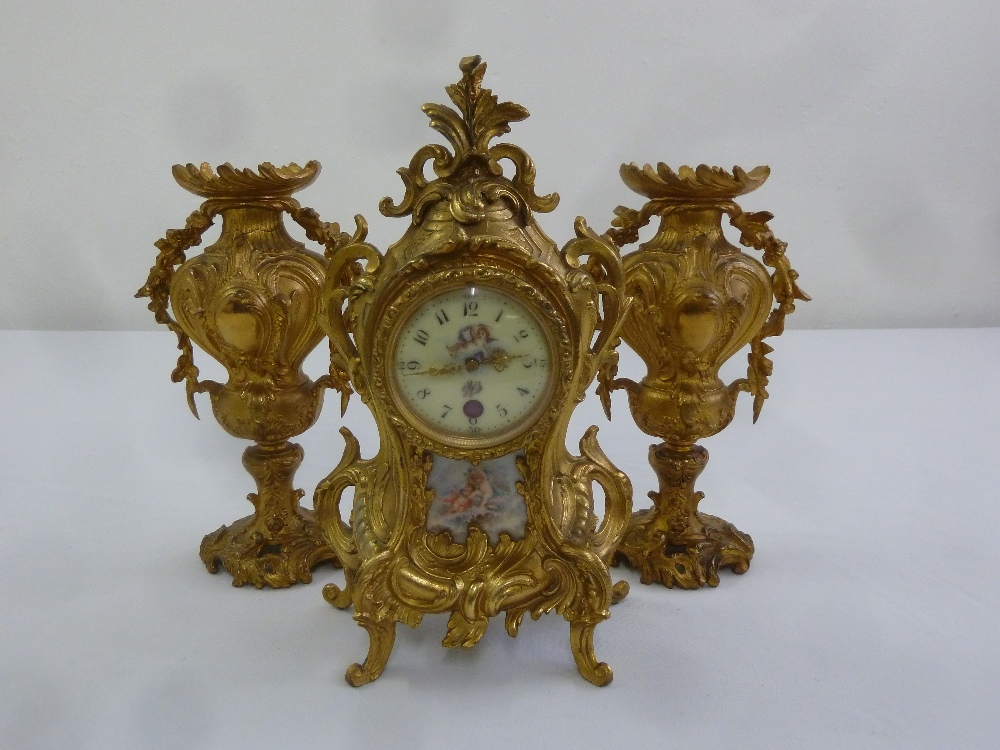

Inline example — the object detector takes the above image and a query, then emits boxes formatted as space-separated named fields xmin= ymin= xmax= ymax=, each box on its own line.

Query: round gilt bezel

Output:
xmin=373 ymin=264 xmax=572 ymax=460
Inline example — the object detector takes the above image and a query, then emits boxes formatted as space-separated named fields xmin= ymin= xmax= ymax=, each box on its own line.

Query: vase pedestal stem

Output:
xmin=200 ymin=441 xmax=336 ymax=588
xmin=616 ymin=442 xmax=753 ymax=589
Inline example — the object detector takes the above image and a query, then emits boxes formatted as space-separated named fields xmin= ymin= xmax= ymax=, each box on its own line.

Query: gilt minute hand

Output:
xmin=404 ymin=349 xmax=528 ymax=377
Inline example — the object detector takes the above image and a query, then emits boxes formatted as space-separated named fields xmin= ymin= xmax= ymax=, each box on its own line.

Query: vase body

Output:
xmin=611 ymin=163 xmax=781 ymax=589
xmin=139 ymin=162 xmax=340 ymax=588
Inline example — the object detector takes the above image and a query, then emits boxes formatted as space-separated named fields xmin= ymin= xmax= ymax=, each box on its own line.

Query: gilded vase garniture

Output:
xmin=137 ymin=161 xmax=357 ymax=588
xmin=313 ymin=57 xmax=633 ymax=686
xmin=606 ymin=163 xmax=808 ymax=589
xmin=135 ymin=57 xmax=810 ymax=687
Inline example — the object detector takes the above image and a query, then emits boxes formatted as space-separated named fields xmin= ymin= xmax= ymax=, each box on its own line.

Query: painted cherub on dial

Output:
xmin=447 ymin=324 xmax=497 ymax=362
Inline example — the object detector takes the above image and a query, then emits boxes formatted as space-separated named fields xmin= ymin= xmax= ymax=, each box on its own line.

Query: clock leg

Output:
xmin=616 ymin=442 xmax=754 ymax=589
xmin=322 ymin=566 xmax=355 ymax=610
xmin=569 ymin=620 xmax=613 ymax=687
xmin=346 ymin=614 xmax=396 ymax=687
xmin=199 ymin=441 xmax=338 ymax=588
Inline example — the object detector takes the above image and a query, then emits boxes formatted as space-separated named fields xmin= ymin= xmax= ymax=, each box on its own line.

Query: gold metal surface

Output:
xmin=137 ymin=161 xmax=357 ymax=587
xmin=606 ymin=163 xmax=808 ymax=589
xmin=314 ymin=57 xmax=632 ymax=685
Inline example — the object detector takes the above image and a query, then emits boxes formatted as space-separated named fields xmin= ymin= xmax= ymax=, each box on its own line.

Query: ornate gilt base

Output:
xmin=199 ymin=441 xmax=339 ymax=588
xmin=616 ymin=443 xmax=753 ymax=589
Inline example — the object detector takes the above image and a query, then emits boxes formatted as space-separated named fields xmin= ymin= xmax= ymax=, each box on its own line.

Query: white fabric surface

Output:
xmin=1 ymin=329 xmax=997 ymax=748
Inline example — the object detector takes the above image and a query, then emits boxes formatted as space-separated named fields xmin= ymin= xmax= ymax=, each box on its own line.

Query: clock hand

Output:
xmin=404 ymin=350 xmax=528 ymax=377
xmin=484 ymin=350 xmax=527 ymax=372
xmin=405 ymin=362 xmax=465 ymax=377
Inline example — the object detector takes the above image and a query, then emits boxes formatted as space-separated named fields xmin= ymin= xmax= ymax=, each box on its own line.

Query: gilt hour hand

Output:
xmin=404 ymin=349 xmax=527 ymax=377
xmin=406 ymin=362 xmax=466 ymax=377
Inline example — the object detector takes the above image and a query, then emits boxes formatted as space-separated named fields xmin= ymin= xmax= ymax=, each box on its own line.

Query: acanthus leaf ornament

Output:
xmin=379 ymin=55 xmax=558 ymax=225
xmin=608 ymin=161 xmax=807 ymax=589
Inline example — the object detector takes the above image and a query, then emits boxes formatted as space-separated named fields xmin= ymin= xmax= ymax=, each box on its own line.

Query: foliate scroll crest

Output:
xmin=380 ymin=56 xmax=558 ymax=225
xmin=559 ymin=426 xmax=632 ymax=566
xmin=136 ymin=207 xmax=218 ymax=418
xmin=563 ymin=217 xmax=630 ymax=418
xmin=727 ymin=208 xmax=810 ymax=421
xmin=319 ymin=216 xmax=382 ymax=414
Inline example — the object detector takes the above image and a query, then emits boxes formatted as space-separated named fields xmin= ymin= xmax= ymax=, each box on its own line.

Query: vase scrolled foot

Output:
xmin=199 ymin=506 xmax=338 ymax=589
xmin=616 ymin=509 xmax=754 ymax=589
xmin=199 ymin=441 xmax=338 ymax=588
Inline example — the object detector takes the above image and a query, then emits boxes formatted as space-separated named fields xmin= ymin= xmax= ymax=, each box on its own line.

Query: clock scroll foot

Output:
xmin=346 ymin=615 xmax=396 ymax=687
xmin=322 ymin=568 xmax=355 ymax=609
xmin=610 ymin=580 xmax=630 ymax=605
xmin=323 ymin=584 xmax=352 ymax=610
xmin=569 ymin=620 xmax=613 ymax=687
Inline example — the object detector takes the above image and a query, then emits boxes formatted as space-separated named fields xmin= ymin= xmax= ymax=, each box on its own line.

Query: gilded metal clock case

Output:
xmin=314 ymin=57 xmax=633 ymax=687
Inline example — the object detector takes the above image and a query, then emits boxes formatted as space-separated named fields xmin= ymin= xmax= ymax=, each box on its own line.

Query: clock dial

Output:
xmin=391 ymin=285 xmax=554 ymax=443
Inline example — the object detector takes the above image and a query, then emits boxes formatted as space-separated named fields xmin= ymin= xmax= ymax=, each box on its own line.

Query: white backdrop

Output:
xmin=2 ymin=0 xmax=998 ymax=330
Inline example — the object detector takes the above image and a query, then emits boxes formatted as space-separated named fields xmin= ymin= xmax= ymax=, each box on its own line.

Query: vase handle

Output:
xmin=726 ymin=208 xmax=810 ymax=421
xmin=291 ymin=211 xmax=381 ymax=416
xmin=136 ymin=207 xmax=223 ymax=418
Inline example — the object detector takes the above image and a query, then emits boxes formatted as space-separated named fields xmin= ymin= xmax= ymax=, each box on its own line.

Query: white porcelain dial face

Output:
xmin=392 ymin=285 xmax=554 ymax=443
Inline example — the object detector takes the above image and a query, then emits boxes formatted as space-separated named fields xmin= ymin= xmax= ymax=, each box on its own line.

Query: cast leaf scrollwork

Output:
xmin=379 ymin=55 xmax=559 ymax=226
xmin=563 ymin=217 xmax=632 ymax=418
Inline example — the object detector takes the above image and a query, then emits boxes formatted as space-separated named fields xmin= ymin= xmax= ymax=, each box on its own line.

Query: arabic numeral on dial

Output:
xmin=413 ymin=329 xmax=429 ymax=346
xmin=468 ymin=417 xmax=478 ymax=425
xmin=417 ymin=388 xmax=431 ymax=399
xmin=496 ymin=405 xmax=508 ymax=417
xmin=470 ymin=425 xmax=481 ymax=435
xmin=513 ymin=329 xmax=529 ymax=342
xmin=441 ymin=405 xmax=453 ymax=419
xmin=398 ymin=360 xmax=421 ymax=371
xmin=494 ymin=308 xmax=504 ymax=322
xmin=463 ymin=301 xmax=479 ymax=317
xmin=517 ymin=387 xmax=530 ymax=396
xmin=523 ymin=357 xmax=547 ymax=369
xmin=435 ymin=309 xmax=449 ymax=325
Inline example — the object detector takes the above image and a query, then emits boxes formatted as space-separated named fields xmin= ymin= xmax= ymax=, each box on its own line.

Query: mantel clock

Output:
xmin=314 ymin=57 xmax=633 ymax=686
